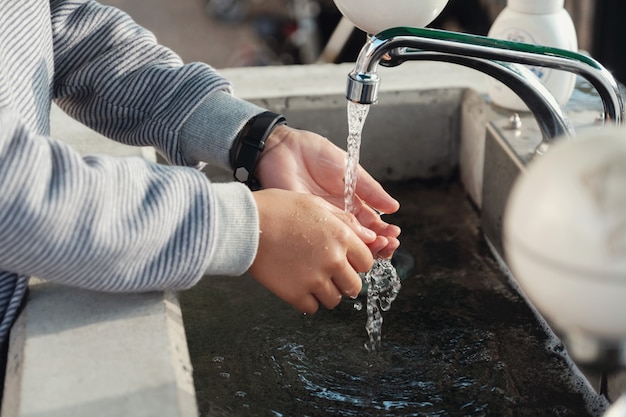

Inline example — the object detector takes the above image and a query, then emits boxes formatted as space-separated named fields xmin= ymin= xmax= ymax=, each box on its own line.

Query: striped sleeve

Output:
xmin=0 ymin=105 xmax=217 ymax=292
xmin=49 ymin=0 xmax=235 ymax=167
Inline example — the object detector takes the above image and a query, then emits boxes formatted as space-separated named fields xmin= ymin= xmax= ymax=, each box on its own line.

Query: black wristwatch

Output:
xmin=230 ymin=111 xmax=287 ymax=190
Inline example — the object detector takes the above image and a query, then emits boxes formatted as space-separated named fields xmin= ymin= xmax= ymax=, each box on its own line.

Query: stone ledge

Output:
xmin=2 ymin=106 xmax=197 ymax=417
xmin=4 ymin=281 xmax=195 ymax=417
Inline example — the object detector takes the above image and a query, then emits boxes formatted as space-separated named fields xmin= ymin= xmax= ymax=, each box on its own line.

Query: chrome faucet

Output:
xmin=346 ymin=27 xmax=624 ymax=154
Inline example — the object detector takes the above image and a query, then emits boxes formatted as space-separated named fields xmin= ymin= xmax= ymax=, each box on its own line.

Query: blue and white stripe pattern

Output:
xmin=0 ymin=0 xmax=256 ymax=344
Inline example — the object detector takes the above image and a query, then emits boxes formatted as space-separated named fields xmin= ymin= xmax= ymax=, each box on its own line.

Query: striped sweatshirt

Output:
xmin=0 ymin=0 xmax=267 ymax=343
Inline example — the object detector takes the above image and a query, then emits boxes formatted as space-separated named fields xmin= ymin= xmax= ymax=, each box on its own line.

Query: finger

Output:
xmin=368 ymin=236 xmax=389 ymax=258
xmin=348 ymin=197 xmax=401 ymax=239
xmin=292 ymin=294 xmax=320 ymax=315
xmin=314 ymin=280 xmax=345 ymax=310
xmin=355 ymin=166 xmax=400 ymax=214
xmin=330 ymin=211 xmax=376 ymax=271
xmin=378 ymin=223 xmax=402 ymax=239
xmin=361 ymin=215 xmax=401 ymax=240
xmin=327 ymin=201 xmax=399 ymax=261
xmin=376 ymin=237 xmax=401 ymax=260
xmin=350 ymin=197 xmax=383 ymax=225
xmin=320 ymin=195 xmax=399 ymax=242
xmin=345 ymin=234 xmax=375 ymax=273
xmin=330 ymin=261 xmax=363 ymax=299
xmin=332 ymin=208 xmax=378 ymax=245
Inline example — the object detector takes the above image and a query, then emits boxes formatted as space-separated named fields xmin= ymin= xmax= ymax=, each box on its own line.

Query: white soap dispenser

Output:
xmin=487 ymin=0 xmax=578 ymax=111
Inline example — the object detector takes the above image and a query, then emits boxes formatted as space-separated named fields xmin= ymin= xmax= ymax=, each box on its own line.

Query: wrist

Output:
xmin=262 ymin=123 xmax=290 ymax=153
xmin=180 ymin=91 xmax=265 ymax=168
xmin=230 ymin=111 xmax=286 ymax=190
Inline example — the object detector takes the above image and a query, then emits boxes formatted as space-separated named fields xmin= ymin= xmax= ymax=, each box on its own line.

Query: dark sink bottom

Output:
xmin=180 ymin=179 xmax=606 ymax=417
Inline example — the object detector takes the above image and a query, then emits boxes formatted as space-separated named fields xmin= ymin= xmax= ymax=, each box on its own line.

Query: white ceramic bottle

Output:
xmin=487 ymin=0 xmax=578 ymax=111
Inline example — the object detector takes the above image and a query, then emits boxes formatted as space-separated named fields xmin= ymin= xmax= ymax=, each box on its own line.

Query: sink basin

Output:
xmin=180 ymin=63 xmax=622 ymax=417
xmin=181 ymin=179 xmax=603 ymax=416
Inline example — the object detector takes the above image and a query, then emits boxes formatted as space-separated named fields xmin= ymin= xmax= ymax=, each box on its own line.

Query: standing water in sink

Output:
xmin=180 ymin=103 xmax=603 ymax=417
xmin=345 ymin=101 xmax=402 ymax=351
xmin=181 ymin=179 xmax=601 ymax=416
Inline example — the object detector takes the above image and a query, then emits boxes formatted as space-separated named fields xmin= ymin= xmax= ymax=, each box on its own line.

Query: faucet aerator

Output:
xmin=347 ymin=72 xmax=380 ymax=105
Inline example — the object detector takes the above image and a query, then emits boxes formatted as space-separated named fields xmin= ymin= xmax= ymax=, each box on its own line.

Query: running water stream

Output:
xmin=344 ymin=101 xmax=402 ymax=351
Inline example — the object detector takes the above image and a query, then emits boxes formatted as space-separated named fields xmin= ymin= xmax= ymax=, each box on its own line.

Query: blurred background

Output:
xmin=101 ymin=0 xmax=625 ymax=83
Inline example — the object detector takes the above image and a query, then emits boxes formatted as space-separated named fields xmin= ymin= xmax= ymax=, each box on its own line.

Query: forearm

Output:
xmin=0 ymin=107 xmax=258 ymax=291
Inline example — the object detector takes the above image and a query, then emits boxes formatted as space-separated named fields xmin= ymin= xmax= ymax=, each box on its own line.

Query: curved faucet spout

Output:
xmin=382 ymin=51 xmax=575 ymax=145
xmin=347 ymin=27 xmax=624 ymax=140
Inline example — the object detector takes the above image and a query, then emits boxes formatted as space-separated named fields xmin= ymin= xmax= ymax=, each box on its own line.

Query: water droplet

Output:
xmin=212 ymin=356 xmax=225 ymax=363
xmin=353 ymin=301 xmax=363 ymax=311
xmin=220 ymin=372 xmax=231 ymax=379
xmin=235 ymin=390 xmax=247 ymax=398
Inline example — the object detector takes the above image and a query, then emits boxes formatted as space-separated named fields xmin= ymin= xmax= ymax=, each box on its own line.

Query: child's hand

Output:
xmin=250 ymin=188 xmax=375 ymax=314
xmin=257 ymin=125 xmax=401 ymax=259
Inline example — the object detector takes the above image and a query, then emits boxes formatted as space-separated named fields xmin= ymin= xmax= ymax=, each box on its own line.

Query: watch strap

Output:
xmin=230 ymin=111 xmax=287 ymax=190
